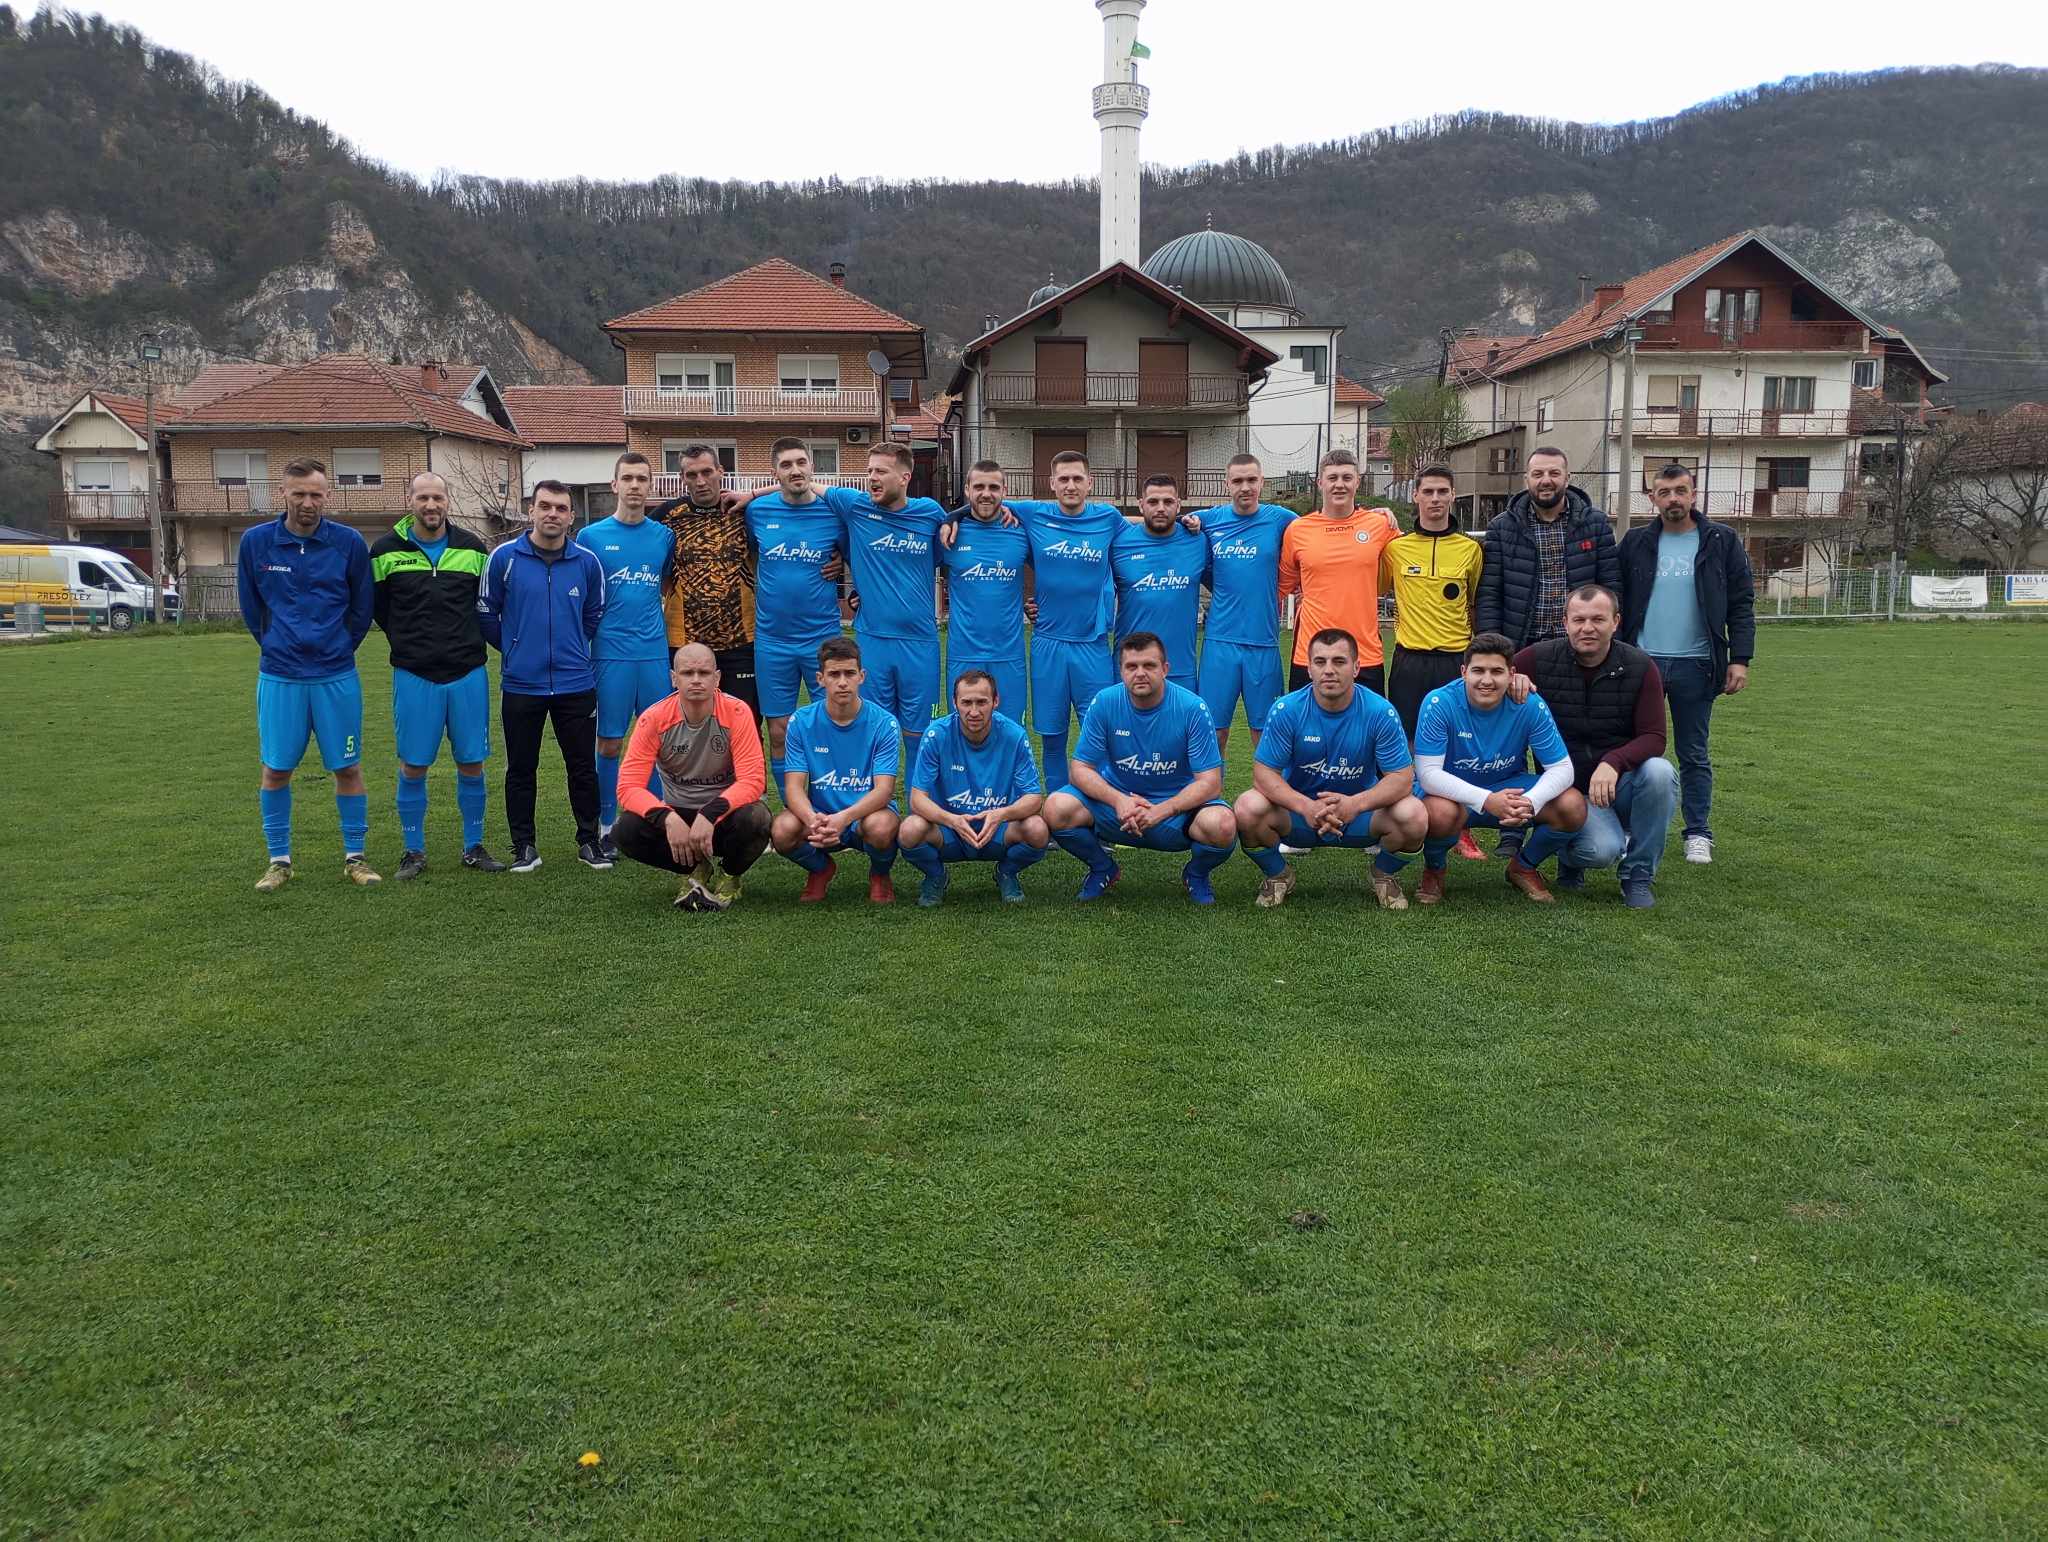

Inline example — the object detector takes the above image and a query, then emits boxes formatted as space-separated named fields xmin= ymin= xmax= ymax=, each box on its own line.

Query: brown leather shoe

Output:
xmin=1504 ymin=857 xmax=1555 ymax=903
xmin=1417 ymin=867 xmax=1447 ymax=905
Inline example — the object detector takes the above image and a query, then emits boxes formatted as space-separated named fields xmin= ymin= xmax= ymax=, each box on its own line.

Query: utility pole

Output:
xmin=1887 ymin=406 xmax=1909 ymax=621
xmin=139 ymin=335 xmax=165 ymax=623
xmin=1435 ymin=328 xmax=1453 ymax=389
xmin=1616 ymin=326 xmax=1640 ymax=527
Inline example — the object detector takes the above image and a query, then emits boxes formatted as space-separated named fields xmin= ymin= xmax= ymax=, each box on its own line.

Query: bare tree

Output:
xmin=1929 ymin=410 xmax=2048 ymax=568
xmin=1383 ymin=383 xmax=1471 ymax=476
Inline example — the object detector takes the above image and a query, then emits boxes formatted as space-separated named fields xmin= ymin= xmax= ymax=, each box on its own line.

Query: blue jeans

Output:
xmin=1652 ymin=655 xmax=1717 ymax=840
xmin=1562 ymin=758 xmax=1678 ymax=882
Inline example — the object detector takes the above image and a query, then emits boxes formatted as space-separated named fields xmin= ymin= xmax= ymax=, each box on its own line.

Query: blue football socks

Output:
xmin=1519 ymin=825 xmax=1569 ymax=869
xmin=1247 ymin=843 xmax=1288 ymax=878
xmin=336 ymin=792 xmax=369 ymax=857
xmin=1041 ymin=731 xmax=1068 ymax=778
xmin=396 ymin=773 xmax=427 ymax=851
xmin=1187 ymin=838 xmax=1235 ymax=879
xmin=900 ymin=841 xmax=944 ymax=881
xmin=456 ymin=771 xmax=487 ymax=849
xmin=596 ymin=751 xmax=621 ymax=829
xmin=1054 ymin=822 xmax=1114 ymax=875
xmin=259 ymin=785 xmax=292 ymax=861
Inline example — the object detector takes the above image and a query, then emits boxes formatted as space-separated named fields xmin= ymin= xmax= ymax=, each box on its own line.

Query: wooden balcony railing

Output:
xmin=51 ymin=490 xmax=150 ymax=522
xmin=624 ymin=385 xmax=880 ymax=421
xmin=1634 ymin=319 xmax=1868 ymax=353
xmin=984 ymin=372 xmax=1249 ymax=410
xmin=1611 ymin=408 xmax=1852 ymax=439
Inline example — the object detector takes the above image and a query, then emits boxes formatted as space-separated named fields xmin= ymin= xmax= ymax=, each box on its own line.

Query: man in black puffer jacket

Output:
xmin=1475 ymin=446 xmax=1619 ymax=856
xmin=1476 ymin=447 xmax=1620 ymax=647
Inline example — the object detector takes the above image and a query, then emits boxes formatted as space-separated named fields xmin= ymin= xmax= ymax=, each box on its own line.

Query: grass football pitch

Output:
xmin=2 ymin=622 xmax=2043 ymax=1538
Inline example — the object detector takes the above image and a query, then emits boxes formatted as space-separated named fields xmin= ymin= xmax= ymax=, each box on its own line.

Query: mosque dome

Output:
xmin=1027 ymin=274 xmax=1067 ymax=308
xmin=1143 ymin=220 xmax=1298 ymax=313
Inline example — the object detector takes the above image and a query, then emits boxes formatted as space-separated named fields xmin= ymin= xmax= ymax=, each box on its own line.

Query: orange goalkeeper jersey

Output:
xmin=616 ymin=690 xmax=765 ymax=822
xmin=1278 ymin=506 xmax=1403 ymax=667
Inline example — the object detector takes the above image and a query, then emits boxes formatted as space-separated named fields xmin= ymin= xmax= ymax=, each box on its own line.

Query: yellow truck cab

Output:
xmin=0 ymin=543 xmax=177 ymax=631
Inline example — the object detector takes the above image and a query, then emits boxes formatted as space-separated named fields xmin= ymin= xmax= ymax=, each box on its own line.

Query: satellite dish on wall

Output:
xmin=866 ymin=349 xmax=892 ymax=377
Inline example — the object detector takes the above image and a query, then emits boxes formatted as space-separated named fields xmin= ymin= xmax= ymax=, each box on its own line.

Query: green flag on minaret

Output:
xmin=1129 ymin=39 xmax=1151 ymax=59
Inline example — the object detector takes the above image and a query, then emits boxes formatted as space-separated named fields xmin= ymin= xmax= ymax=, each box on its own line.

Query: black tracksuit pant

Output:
xmin=614 ymin=802 xmax=771 ymax=876
xmin=502 ymin=689 xmax=600 ymax=849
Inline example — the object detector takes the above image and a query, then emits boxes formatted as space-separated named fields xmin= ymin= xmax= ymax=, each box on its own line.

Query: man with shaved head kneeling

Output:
xmin=612 ymin=643 xmax=771 ymax=911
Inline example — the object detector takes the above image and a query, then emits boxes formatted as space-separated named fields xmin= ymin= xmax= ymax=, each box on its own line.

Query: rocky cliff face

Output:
xmin=0 ymin=202 xmax=590 ymax=433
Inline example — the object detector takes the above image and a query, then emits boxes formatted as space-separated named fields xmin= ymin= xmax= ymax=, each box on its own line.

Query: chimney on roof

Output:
xmin=828 ymin=262 xmax=847 ymax=288
xmin=420 ymin=360 xmax=448 ymax=391
xmin=1486 ymin=345 xmax=1500 ymax=366
xmin=1593 ymin=284 xmax=1624 ymax=316
xmin=1460 ymin=326 xmax=1482 ymax=338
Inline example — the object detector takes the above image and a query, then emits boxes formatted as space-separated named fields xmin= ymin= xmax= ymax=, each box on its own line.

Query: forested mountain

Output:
xmin=3 ymin=6 xmax=2045 ymax=513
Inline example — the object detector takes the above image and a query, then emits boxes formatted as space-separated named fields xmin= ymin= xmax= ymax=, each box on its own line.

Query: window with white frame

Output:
xmin=1289 ymin=345 xmax=1329 ymax=385
xmin=334 ymin=448 xmax=383 ymax=487
xmin=662 ymin=441 xmax=736 ymax=475
xmin=655 ymin=354 xmax=733 ymax=391
xmin=494 ymin=458 xmax=510 ymax=497
xmin=1646 ymin=375 xmax=1700 ymax=412
xmin=1853 ymin=359 xmax=1879 ymax=390
xmin=73 ymin=458 xmax=128 ymax=491
xmin=213 ymin=449 xmax=268 ymax=487
xmin=778 ymin=355 xmax=840 ymax=395
xmin=804 ymin=440 xmax=840 ymax=475
xmin=1536 ymin=397 xmax=1555 ymax=432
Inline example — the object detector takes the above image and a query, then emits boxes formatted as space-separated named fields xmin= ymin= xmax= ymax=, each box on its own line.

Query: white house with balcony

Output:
xmin=944 ymin=261 xmax=1279 ymax=506
xmin=1448 ymin=229 xmax=1942 ymax=571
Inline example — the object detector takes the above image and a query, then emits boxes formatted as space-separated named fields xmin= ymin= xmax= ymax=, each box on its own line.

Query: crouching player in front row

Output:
xmin=1406 ymin=632 xmax=1586 ymax=904
xmin=897 ymin=669 xmax=1049 ymax=907
xmin=1233 ymin=627 xmax=1427 ymax=911
xmin=769 ymin=637 xmax=903 ymax=904
xmin=1042 ymin=632 xmax=1238 ymax=905
xmin=612 ymin=643 xmax=771 ymax=911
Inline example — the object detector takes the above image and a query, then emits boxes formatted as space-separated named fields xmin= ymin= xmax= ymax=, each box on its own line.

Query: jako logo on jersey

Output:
xmin=1040 ymin=539 xmax=1104 ymax=561
xmin=762 ymin=540 xmax=832 ymax=562
xmin=868 ymin=532 xmax=930 ymax=554
xmin=957 ymin=561 xmax=1019 ymax=582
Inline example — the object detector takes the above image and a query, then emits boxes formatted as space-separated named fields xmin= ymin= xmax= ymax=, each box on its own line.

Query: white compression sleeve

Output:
xmin=1526 ymin=754 xmax=1575 ymax=814
xmin=1416 ymin=753 xmax=1495 ymax=814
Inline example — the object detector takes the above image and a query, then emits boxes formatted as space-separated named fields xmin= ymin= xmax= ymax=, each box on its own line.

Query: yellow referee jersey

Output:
xmin=1382 ymin=526 xmax=1483 ymax=652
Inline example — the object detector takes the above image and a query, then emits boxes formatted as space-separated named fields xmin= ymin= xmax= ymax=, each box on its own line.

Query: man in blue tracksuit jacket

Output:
xmin=478 ymin=479 xmax=608 ymax=872
xmin=236 ymin=456 xmax=379 ymax=892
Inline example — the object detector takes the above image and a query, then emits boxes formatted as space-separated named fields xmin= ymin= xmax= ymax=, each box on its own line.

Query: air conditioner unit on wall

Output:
xmin=845 ymin=427 xmax=870 ymax=445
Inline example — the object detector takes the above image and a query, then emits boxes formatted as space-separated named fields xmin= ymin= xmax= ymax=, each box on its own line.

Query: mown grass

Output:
xmin=1 ymin=623 xmax=2042 ymax=1538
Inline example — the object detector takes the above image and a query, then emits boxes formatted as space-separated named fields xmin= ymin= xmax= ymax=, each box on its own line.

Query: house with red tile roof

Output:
xmin=37 ymin=355 xmax=529 ymax=576
xmin=501 ymin=385 xmax=627 ymax=519
xmin=1443 ymin=229 xmax=1946 ymax=570
xmin=602 ymin=258 xmax=932 ymax=498
xmin=1332 ymin=374 xmax=1385 ymax=484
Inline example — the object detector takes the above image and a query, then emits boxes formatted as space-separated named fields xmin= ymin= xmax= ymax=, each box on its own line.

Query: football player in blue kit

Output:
xmin=1231 ymin=627 xmax=1427 ymax=911
xmin=1196 ymin=453 xmax=1297 ymax=753
xmin=769 ymin=636 xmax=903 ymax=905
xmin=940 ymin=460 xmax=1031 ymax=721
xmin=896 ymin=668 xmax=1049 ymax=906
xmin=1405 ymin=632 xmax=1587 ymax=905
xmin=582 ymin=451 xmax=674 ymax=859
xmin=1042 ymin=631 xmax=1238 ymax=905
xmin=1111 ymin=475 xmax=1209 ymax=695
xmin=743 ymin=439 xmax=848 ymax=792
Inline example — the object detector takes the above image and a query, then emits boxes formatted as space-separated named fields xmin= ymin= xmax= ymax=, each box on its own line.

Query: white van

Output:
xmin=0 ymin=543 xmax=179 ymax=631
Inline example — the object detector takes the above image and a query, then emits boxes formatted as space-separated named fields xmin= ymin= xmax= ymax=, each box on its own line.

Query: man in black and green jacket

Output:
xmin=370 ymin=472 xmax=507 ymax=878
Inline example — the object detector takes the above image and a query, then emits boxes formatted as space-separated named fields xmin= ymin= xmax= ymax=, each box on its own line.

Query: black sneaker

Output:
xmin=1622 ymin=878 xmax=1656 ymax=909
xmin=509 ymin=844 xmax=542 ymax=874
xmin=1555 ymin=862 xmax=1585 ymax=891
xmin=462 ymin=844 xmax=508 ymax=873
xmin=577 ymin=841 xmax=614 ymax=871
xmin=395 ymin=849 xmax=428 ymax=882
xmin=597 ymin=829 xmax=620 ymax=864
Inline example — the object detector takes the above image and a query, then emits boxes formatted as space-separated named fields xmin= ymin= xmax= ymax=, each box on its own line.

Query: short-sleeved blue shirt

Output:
xmin=1074 ymin=681 xmax=1222 ymax=799
xmin=821 ymin=487 xmax=945 ymax=643
xmin=580 ymin=515 xmax=674 ymax=661
xmin=1414 ymin=684 xmax=1568 ymax=788
xmin=786 ymin=698 xmax=902 ymax=814
xmin=1256 ymin=684 xmax=1413 ymax=797
xmin=1201 ymin=502 xmax=1297 ymax=646
xmin=911 ymin=711 xmax=1042 ymax=815
xmin=940 ymin=518 xmax=1030 ymax=660
xmin=1007 ymin=500 xmax=1122 ymax=642
xmin=747 ymin=496 xmax=844 ymax=647
xmin=1112 ymin=521 xmax=1209 ymax=676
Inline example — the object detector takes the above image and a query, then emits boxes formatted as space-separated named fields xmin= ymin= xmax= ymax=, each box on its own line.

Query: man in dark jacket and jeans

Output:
xmin=1513 ymin=585 xmax=1674 ymax=908
xmin=1619 ymin=463 xmax=1755 ymax=865
xmin=1475 ymin=446 xmax=1619 ymax=856
xmin=479 ymin=479 xmax=609 ymax=873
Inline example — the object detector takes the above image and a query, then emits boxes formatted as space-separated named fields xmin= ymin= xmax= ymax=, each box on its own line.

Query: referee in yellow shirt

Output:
xmin=1382 ymin=463 xmax=1484 ymax=736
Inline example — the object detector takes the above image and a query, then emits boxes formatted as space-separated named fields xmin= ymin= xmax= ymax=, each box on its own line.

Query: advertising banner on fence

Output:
xmin=1911 ymin=575 xmax=1987 ymax=610
xmin=2006 ymin=574 xmax=2048 ymax=606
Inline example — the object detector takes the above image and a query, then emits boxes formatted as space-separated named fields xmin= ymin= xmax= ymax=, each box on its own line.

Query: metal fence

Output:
xmin=1758 ymin=568 xmax=2047 ymax=620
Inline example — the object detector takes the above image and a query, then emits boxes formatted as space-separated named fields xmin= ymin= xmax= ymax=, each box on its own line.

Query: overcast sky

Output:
xmin=98 ymin=0 xmax=2044 ymax=186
